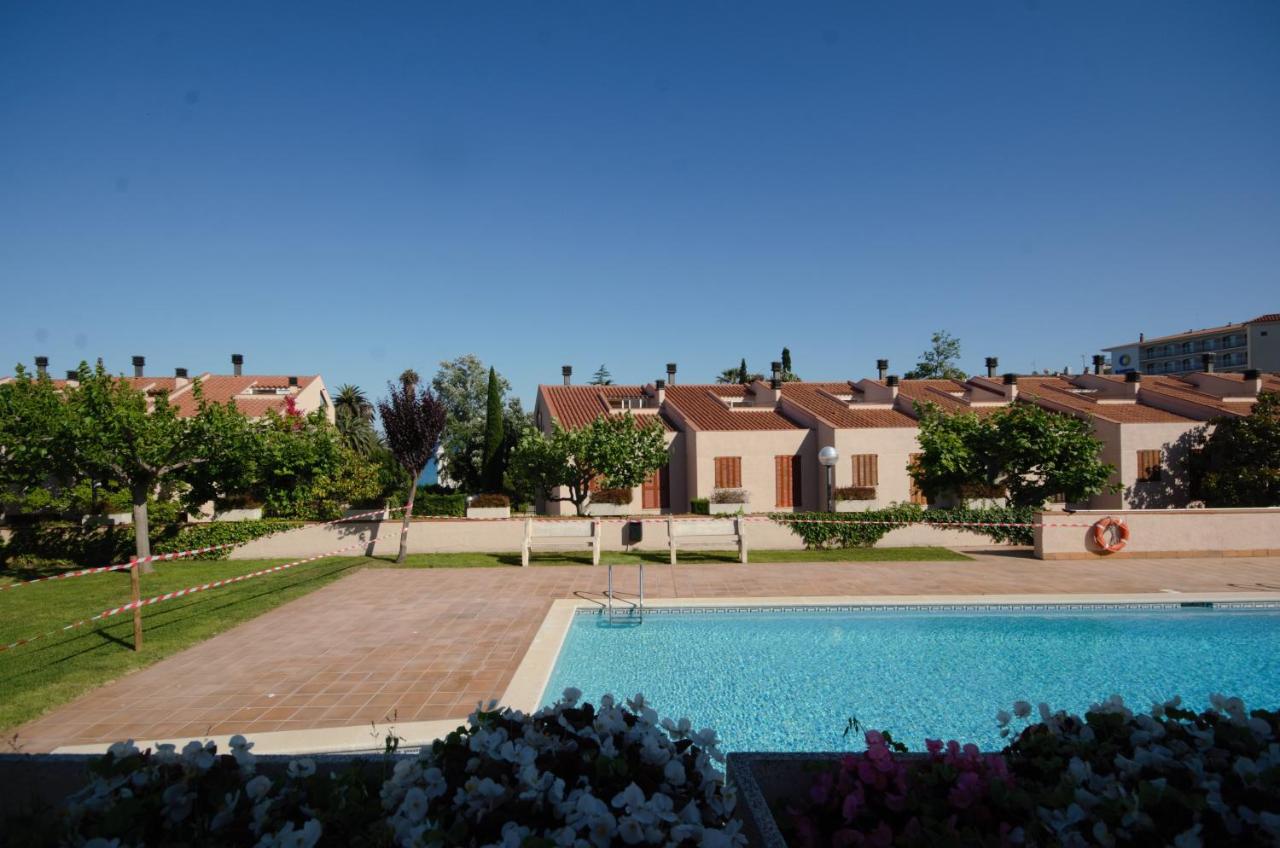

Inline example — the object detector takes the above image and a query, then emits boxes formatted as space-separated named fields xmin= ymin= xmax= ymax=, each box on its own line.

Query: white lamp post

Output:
xmin=818 ymin=446 xmax=839 ymax=513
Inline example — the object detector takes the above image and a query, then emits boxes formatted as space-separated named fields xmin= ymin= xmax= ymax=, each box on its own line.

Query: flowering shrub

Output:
xmin=784 ymin=695 xmax=1280 ymax=847
xmin=590 ymin=487 xmax=633 ymax=506
xmin=709 ymin=488 xmax=747 ymax=505
xmin=23 ymin=691 xmax=744 ymax=847
xmin=382 ymin=689 xmax=744 ymax=846
xmin=832 ymin=486 xmax=876 ymax=501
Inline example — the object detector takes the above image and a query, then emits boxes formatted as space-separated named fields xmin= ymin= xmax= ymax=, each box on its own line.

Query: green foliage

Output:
xmin=333 ymin=383 xmax=379 ymax=455
xmin=717 ymin=358 xmax=764 ymax=384
xmin=252 ymin=409 xmax=379 ymax=520
xmin=414 ymin=490 xmax=467 ymax=517
xmin=590 ymin=487 xmax=632 ymax=505
xmin=1190 ymin=392 xmax=1280 ymax=506
xmin=772 ymin=504 xmax=1038 ymax=548
xmin=510 ymin=414 xmax=669 ymax=515
xmin=911 ymin=401 xmax=1115 ymax=507
xmin=690 ymin=498 xmax=710 ymax=515
xmin=590 ymin=364 xmax=614 ymax=386
xmin=481 ymin=367 xmax=506 ymax=492
xmin=0 ymin=519 xmax=302 ymax=570
xmin=833 ymin=486 xmax=876 ymax=501
xmin=430 ymin=355 xmax=529 ymax=493
xmin=780 ymin=347 xmax=800 ymax=381
xmin=904 ymin=330 xmax=967 ymax=380
xmin=469 ymin=493 xmax=510 ymax=508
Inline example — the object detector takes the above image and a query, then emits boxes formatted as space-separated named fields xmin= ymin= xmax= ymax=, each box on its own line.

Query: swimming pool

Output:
xmin=541 ymin=603 xmax=1280 ymax=752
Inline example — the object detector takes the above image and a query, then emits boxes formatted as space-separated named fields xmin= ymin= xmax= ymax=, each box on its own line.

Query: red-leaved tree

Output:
xmin=377 ymin=371 xmax=447 ymax=563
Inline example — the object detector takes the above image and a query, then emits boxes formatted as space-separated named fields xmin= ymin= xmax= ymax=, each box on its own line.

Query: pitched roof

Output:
xmin=895 ymin=378 xmax=1008 ymax=418
xmin=169 ymin=375 xmax=319 ymax=417
xmin=663 ymin=385 xmax=802 ymax=431
xmin=1016 ymin=376 xmax=1201 ymax=424
xmin=780 ymin=382 xmax=916 ymax=428
xmin=539 ymin=384 xmax=675 ymax=431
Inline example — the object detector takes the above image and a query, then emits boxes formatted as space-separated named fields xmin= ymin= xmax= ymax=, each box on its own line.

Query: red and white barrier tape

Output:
xmin=0 ymin=529 xmax=396 ymax=654
xmin=0 ymin=504 xmax=407 ymax=593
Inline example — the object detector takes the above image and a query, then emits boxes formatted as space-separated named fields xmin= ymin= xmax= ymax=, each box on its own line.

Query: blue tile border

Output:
xmin=574 ymin=600 xmax=1280 ymax=617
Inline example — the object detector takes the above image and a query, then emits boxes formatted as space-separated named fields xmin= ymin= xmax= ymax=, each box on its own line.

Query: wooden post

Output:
xmin=130 ymin=558 xmax=143 ymax=651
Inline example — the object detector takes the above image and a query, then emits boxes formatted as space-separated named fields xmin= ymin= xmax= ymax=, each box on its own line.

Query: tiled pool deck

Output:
xmin=14 ymin=550 xmax=1280 ymax=753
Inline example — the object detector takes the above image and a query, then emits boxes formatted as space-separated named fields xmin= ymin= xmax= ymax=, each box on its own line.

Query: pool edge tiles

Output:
xmin=499 ymin=592 xmax=1280 ymax=714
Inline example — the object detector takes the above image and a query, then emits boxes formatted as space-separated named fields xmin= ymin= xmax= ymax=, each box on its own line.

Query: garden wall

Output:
xmin=1034 ymin=507 xmax=1280 ymax=559
xmin=228 ymin=517 xmax=997 ymax=559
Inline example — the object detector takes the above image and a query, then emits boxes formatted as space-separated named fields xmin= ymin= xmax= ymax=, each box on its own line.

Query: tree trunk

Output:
xmin=396 ymin=476 xmax=416 ymax=564
xmin=131 ymin=483 xmax=154 ymax=573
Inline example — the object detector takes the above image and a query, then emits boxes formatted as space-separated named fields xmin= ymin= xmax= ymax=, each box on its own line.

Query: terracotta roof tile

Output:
xmin=1016 ymin=377 xmax=1200 ymax=424
xmin=539 ymin=385 xmax=674 ymax=431
xmin=780 ymin=383 xmax=916 ymax=428
xmin=663 ymin=385 xmax=801 ymax=431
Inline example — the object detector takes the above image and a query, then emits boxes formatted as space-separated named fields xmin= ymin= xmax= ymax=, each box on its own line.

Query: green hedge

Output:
xmin=690 ymin=498 xmax=710 ymax=515
xmin=771 ymin=504 xmax=1038 ymax=548
xmin=414 ymin=491 xmax=467 ymax=517
xmin=0 ymin=519 xmax=304 ymax=571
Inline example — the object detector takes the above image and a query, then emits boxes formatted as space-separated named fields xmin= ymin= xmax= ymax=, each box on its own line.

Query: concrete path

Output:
xmin=14 ymin=550 xmax=1280 ymax=753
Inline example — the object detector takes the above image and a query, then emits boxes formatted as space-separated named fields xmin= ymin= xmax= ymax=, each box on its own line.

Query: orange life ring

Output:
xmin=1092 ymin=517 xmax=1130 ymax=553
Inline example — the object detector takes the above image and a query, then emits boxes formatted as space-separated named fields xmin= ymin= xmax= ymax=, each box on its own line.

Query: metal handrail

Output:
xmin=606 ymin=563 xmax=645 ymax=618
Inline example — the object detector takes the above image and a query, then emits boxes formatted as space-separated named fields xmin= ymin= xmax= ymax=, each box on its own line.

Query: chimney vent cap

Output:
xmin=886 ymin=375 xmax=900 ymax=387
xmin=654 ymin=378 xmax=665 ymax=389
xmin=561 ymin=365 xmax=572 ymax=376
xmin=231 ymin=353 xmax=244 ymax=364
xmin=1125 ymin=371 xmax=1142 ymax=383
xmin=176 ymin=368 xmax=189 ymax=378
xmin=876 ymin=358 xmax=889 ymax=369
xmin=65 ymin=370 xmax=77 ymax=380
xmin=1003 ymin=373 xmax=1018 ymax=385
xmin=131 ymin=355 xmax=145 ymax=366
xmin=1244 ymin=369 xmax=1261 ymax=380
xmin=985 ymin=356 xmax=998 ymax=367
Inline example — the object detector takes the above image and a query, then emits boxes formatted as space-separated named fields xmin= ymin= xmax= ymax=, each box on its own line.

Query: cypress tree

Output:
xmin=481 ymin=367 xmax=505 ymax=492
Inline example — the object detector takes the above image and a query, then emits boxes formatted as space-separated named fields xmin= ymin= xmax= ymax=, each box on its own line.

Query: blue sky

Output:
xmin=2 ymin=1 xmax=1277 ymax=406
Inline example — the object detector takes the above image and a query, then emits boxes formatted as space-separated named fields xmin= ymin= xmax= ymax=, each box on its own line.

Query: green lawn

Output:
xmin=0 ymin=545 xmax=969 ymax=736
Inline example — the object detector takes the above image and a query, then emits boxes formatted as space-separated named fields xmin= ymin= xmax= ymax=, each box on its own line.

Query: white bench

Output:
xmin=668 ymin=517 xmax=747 ymax=565
xmin=522 ymin=518 xmax=601 ymax=567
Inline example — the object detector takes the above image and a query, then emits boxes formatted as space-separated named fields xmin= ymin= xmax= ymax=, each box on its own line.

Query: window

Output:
xmin=1136 ymin=449 xmax=1162 ymax=483
xmin=851 ymin=453 xmax=879 ymax=487
xmin=641 ymin=467 xmax=670 ymax=509
xmin=908 ymin=453 xmax=928 ymax=505
xmin=1182 ymin=342 xmax=1191 ymax=353
xmin=714 ymin=456 xmax=742 ymax=488
xmin=774 ymin=455 xmax=802 ymax=508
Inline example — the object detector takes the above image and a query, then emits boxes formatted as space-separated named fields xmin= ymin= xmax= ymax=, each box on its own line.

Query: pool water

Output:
xmin=541 ymin=604 xmax=1280 ymax=752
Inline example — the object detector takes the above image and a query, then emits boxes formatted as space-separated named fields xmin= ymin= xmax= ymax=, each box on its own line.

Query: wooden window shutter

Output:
xmin=775 ymin=455 xmax=803 ymax=508
xmin=1137 ymin=449 xmax=1162 ymax=483
xmin=851 ymin=454 xmax=879 ymax=487
xmin=715 ymin=456 xmax=742 ymax=488
xmin=642 ymin=471 xmax=661 ymax=509
xmin=908 ymin=452 xmax=928 ymax=505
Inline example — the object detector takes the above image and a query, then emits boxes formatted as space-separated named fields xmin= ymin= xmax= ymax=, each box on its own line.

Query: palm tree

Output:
xmin=334 ymin=384 xmax=374 ymax=423
xmin=334 ymin=383 xmax=378 ymax=454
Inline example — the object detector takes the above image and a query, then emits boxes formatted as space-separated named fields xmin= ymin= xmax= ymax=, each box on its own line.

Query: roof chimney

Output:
xmin=770 ymin=361 xmax=782 ymax=387
xmin=34 ymin=356 xmax=49 ymax=378
xmin=876 ymin=359 xmax=888 ymax=381
xmin=666 ymin=362 xmax=677 ymax=385
xmin=1002 ymin=372 xmax=1018 ymax=401
xmin=1200 ymin=352 xmax=1215 ymax=373
xmin=65 ymin=369 xmax=77 ymax=381
xmin=1139 ymin=332 xmax=1145 ymax=342
xmin=654 ymin=378 xmax=666 ymax=404
xmin=885 ymin=374 xmax=900 ymax=399
xmin=1243 ymin=369 xmax=1262 ymax=395
xmin=132 ymin=355 xmax=145 ymax=377
xmin=288 ymin=376 xmax=298 ymax=388
xmin=175 ymin=367 xmax=188 ymax=379
xmin=985 ymin=357 xmax=998 ymax=378
xmin=1092 ymin=354 xmax=1105 ymax=375
xmin=231 ymin=353 xmax=244 ymax=376
xmin=562 ymin=365 xmax=572 ymax=386
xmin=1125 ymin=371 xmax=1142 ymax=383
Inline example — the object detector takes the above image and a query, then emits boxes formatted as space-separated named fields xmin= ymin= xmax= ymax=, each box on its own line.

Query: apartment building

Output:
xmin=534 ymin=361 xmax=1279 ymax=515
xmin=1103 ymin=313 xmax=1280 ymax=376
xmin=0 ymin=354 xmax=335 ymax=423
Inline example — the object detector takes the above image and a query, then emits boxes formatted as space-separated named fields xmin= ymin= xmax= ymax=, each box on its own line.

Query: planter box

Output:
xmin=586 ymin=502 xmax=630 ymax=517
xmin=834 ymin=499 xmax=876 ymax=512
xmin=708 ymin=501 xmax=748 ymax=515
xmin=212 ymin=507 xmax=263 ymax=522
xmin=466 ymin=506 xmax=511 ymax=520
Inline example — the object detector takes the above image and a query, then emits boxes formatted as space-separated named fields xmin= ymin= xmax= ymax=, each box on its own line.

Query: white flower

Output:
xmin=562 ymin=687 xmax=583 ymax=706
xmin=257 ymin=818 xmax=323 ymax=848
xmin=586 ymin=811 xmax=618 ymax=848
xmin=400 ymin=786 xmax=430 ymax=822
xmin=181 ymin=739 xmax=216 ymax=771
xmin=501 ymin=821 xmax=531 ymax=848
xmin=996 ymin=709 xmax=1012 ymax=727
xmin=152 ymin=742 xmax=179 ymax=765
xmin=612 ymin=782 xmax=647 ymax=813
xmin=246 ymin=774 xmax=273 ymax=802
xmin=1172 ymin=825 xmax=1203 ymax=848
xmin=287 ymin=758 xmax=316 ymax=779
xmin=423 ymin=766 xmax=449 ymax=800
xmin=162 ymin=783 xmax=195 ymax=823
xmin=106 ymin=740 xmax=139 ymax=760
xmin=618 ymin=816 xmax=645 ymax=844
xmin=1013 ymin=700 xmax=1032 ymax=718
xmin=663 ymin=759 xmax=687 ymax=786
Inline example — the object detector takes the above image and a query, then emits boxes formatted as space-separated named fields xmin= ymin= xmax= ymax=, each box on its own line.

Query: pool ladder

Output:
xmin=606 ymin=563 xmax=644 ymax=619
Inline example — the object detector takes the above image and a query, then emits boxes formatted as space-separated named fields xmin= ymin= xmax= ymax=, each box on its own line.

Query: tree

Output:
xmin=431 ymin=355 xmax=526 ymax=492
xmin=66 ymin=363 xmax=254 ymax=568
xmin=481 ymin=367 xmax=506 ymax=492
xmin=780 ymin=347 xmax=800 ymax=382
xmin=904 ymin=331 xmax=967 ymax=380
xmin=0 ymin=365 xmax=77 ymax=511
xmin=510 ymin=413 xmax=668 ymax=515
xmin=716 ymin=358 xmax=764 ymax=384
xmin=910 ymin=401 xmax=1115 ymax=507
xmin=590 ymin=364 xmax=614 ymax=386
xmin=333 ymin=384 xmax=378 ymax=455
xmin=1190 ymin=392 xmax=1280 ymax=506
xmin=377 ymin=372 xmax=448 ymax=562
